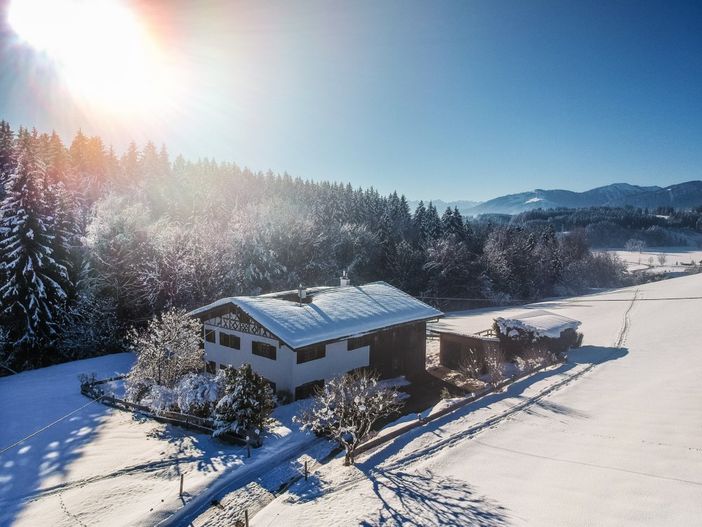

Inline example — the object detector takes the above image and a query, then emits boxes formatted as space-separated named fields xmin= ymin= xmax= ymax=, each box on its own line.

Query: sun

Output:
xmin=8 ymin=0 xmax=180 ymax=114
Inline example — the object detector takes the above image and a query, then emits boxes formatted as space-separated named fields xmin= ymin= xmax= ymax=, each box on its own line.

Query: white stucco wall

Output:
xmin=293 ymin=340 xmax=369 ymax=388
xmin=203 ymin=324 xmax=295 ymax=392
xmin=203 ymin=323 xmax=370 ymax=394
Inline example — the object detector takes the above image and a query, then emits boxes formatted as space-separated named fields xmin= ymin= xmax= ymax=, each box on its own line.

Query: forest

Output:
xmin=511 ymin=206 xmax=702 ymax=247
xmin=0 ymin=121 xmax=654 ymax=371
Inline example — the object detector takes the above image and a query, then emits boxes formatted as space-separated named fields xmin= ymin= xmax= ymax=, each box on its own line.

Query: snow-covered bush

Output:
xmin=297 ymin=370 xmax=403 ymax=466
xmin=125 ymin=377 xmax=155 ymax=403
xmin=174 ymin=372 xmax=224 ymax=418
xmin=142 ymin=384 xmax=177 ymax=414
xmin=213 ymin=364 xmax=275 ymax=445
xmin=127 ymin=308 xmax=204 ymax=389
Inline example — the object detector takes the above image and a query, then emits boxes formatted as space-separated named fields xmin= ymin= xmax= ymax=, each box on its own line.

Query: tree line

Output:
xmin=511 ymin=206 xmax=702 ymax=248
xmin=1 ymin=121 xmax=626 ymax=371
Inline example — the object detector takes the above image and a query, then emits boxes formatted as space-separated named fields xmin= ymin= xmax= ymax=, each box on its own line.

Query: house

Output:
xmin=190 ymin=279 xmax=443 ymax=399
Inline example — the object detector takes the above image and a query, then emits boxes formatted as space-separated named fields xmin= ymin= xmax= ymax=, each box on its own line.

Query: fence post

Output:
xmin=304 ymin=460 xmax=308 ymax=481
xmin=179 ymin=473 xmax=184 ymax=496
xmin=244 ymin=509 xmax=249 ymax=527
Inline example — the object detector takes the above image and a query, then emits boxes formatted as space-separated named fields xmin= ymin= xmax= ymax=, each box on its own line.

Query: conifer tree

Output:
xmin=0 ymin=121 xmax=14 ymax=177
xmin=0 ymin=139 xmax=68 ymax=357
xmin=213 ymin=363 xmax=275 ymax=446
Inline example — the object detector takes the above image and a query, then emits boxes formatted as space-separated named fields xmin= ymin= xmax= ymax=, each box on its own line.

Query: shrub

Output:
xmin=142 ymin=384 xmax=177 ymax=414
xmin=125 ymin=377 xmax=155 ymax=403
xmin=174 ymin=372 xmax=224 ymax=418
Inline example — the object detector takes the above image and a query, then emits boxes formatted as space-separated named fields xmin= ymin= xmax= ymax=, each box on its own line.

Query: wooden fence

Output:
xmin=80 ymin=375 xmax=240 ymax=438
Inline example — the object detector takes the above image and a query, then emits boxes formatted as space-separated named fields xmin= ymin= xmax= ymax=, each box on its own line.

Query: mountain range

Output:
xmin=413 ymin=181 xmax=702 ymax=216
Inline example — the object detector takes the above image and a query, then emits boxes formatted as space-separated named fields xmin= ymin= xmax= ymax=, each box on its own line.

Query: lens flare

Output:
xmin=8 ymin=0 xmax=182 ymax=116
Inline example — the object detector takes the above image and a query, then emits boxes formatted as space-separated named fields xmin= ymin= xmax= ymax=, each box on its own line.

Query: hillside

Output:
xmin=462 ymin=181 xmax=702 ymax=215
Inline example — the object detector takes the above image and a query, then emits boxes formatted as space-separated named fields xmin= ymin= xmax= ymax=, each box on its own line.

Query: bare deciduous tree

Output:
xmin=126 ymin=308 xmax=204 ymax=389
xmin=485 ymin=347 xmax=506 ymax=387
xmin=458 ymin=347 xmax=482 ymax=379
xmin=298 ymin=370 xmax=403 ymax=465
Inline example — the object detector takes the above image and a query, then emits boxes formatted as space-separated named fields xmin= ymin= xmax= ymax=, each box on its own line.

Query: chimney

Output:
xmin=298 ymin=283 xmax=307 ymax=306
xmin=339 ymin=270 xmax=351 ymax=287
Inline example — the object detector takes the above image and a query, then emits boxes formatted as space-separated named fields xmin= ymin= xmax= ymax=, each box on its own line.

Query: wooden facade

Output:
xmin=368 ymin=321 xmax=427 ymax=378
xmin=438 ymin=332 xmax=501 ymax=373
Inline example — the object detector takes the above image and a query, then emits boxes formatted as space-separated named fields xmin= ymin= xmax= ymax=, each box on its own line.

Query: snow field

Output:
xmin=605 ymin=247 xmax=702 ymax=274
xmin=0 ymin=354 xmax=319 ymax=526
xmin=253 ymin=273 xmax=702 ymax=526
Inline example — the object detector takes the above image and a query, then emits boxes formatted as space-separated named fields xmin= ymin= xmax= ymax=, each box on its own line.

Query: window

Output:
xmin=348 ymin=335 xmax=371 ymax=351
xmin=204 ymin=329 xmax=216 ymax=343
xmin=252 ymin=341 xmax=276 ymax=360
xmin=295 ymin=379 xmax=324 ymax=400
xmin=297 ymin=344 xmax=326 ymax=364
xmin=206 ymin=361 xmax=216 ymax=374
xmin=219 ymin=332 xmax=240 ymax=349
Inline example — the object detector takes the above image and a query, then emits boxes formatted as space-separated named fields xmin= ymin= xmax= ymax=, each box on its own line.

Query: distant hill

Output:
xmin=461 ymin=181 xmax=702 ymax=215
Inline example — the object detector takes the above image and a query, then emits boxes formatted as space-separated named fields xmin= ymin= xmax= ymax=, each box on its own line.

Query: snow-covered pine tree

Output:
xmin=422 ymin=202 xmax=443 ymax=241
xmin=0 ymin=121 xmax=13 ymax=177
xmin=0 ymin=136 xmax=69 ymax=361
xmin=213 ymin=363 xmax=275 ymax=446
xmin=42 ymin=180 xmax=80 ymax=303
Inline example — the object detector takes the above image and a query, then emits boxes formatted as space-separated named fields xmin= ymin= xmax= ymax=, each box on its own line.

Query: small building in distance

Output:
xmin=430 ymin=309 xmax=582 ymax=373
xmin=190 ymin=280 xmax=443 ymax=400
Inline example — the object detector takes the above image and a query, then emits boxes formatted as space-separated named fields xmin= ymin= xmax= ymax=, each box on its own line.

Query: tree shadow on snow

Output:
xmin=358 ymin=346 xmax=628 ymax=472
xmin=146 ymin=423 xmax=243 ymax=476
xmin=282 ymin=346 xmax=627 ymax=526
xmin=359 ymin=468 xmax=509 ymax=527
xmin=0 ymin=392 xmax=112 ymax=525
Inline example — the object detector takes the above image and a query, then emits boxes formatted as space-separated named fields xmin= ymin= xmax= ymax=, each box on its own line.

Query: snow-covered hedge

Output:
xmin=493 ymin=321 xmax=582 ymax=358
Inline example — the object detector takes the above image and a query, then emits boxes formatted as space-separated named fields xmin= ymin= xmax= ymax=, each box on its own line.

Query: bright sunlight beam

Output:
xmin=8 ymin=0 xmax=182 ymax=115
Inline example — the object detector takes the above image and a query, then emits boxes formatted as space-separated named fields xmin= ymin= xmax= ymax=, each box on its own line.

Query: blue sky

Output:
xmin=1 ymin=0 xmax=701 ymax=201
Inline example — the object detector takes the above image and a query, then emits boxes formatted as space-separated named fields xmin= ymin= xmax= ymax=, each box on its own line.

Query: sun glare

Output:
xmin=8 ymin=0 xmax=181 ymax=115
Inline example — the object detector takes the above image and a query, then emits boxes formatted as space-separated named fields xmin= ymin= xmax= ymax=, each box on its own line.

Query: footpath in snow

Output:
xmin=252 ymin=274 xmax=702 ymax=526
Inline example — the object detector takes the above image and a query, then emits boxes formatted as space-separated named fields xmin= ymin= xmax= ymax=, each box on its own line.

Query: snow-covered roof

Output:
xmin=495 ymin=310 xmax=581 ymax=338
xmin=190 ymin=281 xmax=443 ymax=349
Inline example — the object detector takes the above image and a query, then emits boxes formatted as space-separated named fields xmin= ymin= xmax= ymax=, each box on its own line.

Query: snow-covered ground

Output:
xmin=252 ymin=273 xmax=702 ymax=526
xmin=605 ymin=246 xmax=702 ymax=274
xmin=0 ymin=354 xmax=319 ymax=526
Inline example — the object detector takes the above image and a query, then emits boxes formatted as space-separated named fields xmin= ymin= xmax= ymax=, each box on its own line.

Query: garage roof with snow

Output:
xmin=495 ymin=310 xmax=581 ymax=338
xmin=190 ymin=281 xmax=443 ymax=349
